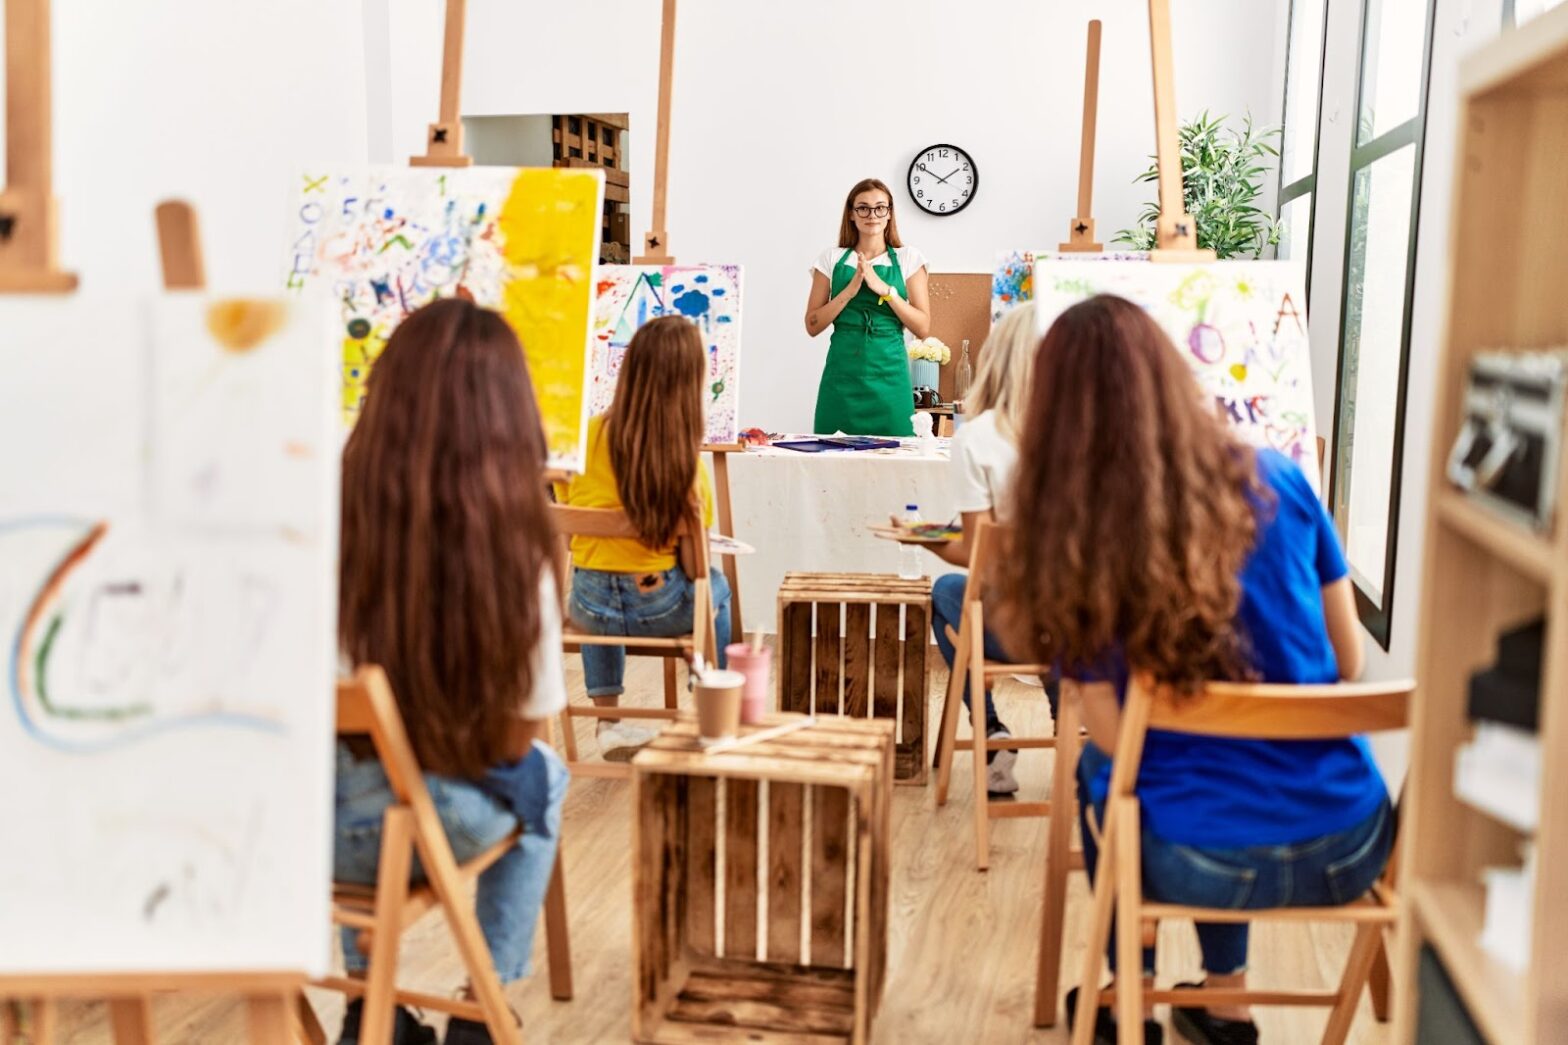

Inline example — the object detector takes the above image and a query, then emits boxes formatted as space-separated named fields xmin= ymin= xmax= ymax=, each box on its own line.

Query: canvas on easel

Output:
xmin=283 ymin=165 xmax=604 ymax=471
xmin=1031 ymin=258 xmax=1320 ymax=489
xmin=0 ymin=293 xmax=339 ymax=976
xmin=591 ymin=264 xmax=743 ymax=443
xmin=991 ymin=249 xmax=1149 ymax=323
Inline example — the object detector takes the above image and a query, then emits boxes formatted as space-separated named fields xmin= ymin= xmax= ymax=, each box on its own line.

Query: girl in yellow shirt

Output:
xmin=560 ymin=316 xmax=731 ymax=760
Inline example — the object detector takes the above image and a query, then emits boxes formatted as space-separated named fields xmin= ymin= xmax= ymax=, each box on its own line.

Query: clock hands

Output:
xmin=929 ymin=166 xmax=961 ymax=185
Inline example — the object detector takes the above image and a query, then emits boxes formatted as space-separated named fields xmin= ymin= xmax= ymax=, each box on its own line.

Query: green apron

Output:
xmin=813 ymin=247 xmax=914 ymax=436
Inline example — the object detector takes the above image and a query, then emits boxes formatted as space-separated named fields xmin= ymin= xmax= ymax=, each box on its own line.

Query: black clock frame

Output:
xmin=907 ymin=144 xmax=977 ymax=216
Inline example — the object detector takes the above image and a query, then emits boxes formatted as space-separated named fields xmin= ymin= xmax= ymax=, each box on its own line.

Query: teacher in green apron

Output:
xmin=804 ymin=177 xmax=932 ymax=436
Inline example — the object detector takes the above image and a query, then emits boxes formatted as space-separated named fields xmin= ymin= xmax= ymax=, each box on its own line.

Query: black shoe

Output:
xmin=1170 ymin=982 xmax=1258 ymax=1045
xmin=442 ymin=1015 xmax=495 ymax=1045
xmin=1065 ymin=986 xmax=1164 ymax=1044
xmin=337 ymin=998 xmax=438 ymax=1045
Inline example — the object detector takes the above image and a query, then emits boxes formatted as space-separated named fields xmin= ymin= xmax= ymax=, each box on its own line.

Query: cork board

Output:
xmin=926 ymin=272 xmax=992 ymax=406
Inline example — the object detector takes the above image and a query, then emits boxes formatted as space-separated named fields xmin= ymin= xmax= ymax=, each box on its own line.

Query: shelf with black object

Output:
xmin=1398 ymin=11 xmax=1568 ymax=1043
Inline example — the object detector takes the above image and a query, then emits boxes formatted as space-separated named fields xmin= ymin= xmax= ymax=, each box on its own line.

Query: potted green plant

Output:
xmin=1115 ymin=111 xmax=1282 ymax=259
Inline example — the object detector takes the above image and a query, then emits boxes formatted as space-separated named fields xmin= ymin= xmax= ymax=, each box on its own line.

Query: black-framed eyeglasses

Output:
xmin=852 ymin=204 xmax=890 ymax=218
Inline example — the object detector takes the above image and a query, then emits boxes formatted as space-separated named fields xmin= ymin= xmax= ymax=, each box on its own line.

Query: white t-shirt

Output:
xmin=811 ymin=245 xmax=929 ymax=282
xmin=340 ymin=571 xmax=567 ymax=720
xmin=950 ymin=410 xmax=1018 ymax=516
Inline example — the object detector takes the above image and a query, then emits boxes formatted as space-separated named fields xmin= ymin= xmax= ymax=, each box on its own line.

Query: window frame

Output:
xmin=1326 ymin=0 xmax=1440 ymax=649
xmin=1275 ymin=0 xmax=1332 ymax=300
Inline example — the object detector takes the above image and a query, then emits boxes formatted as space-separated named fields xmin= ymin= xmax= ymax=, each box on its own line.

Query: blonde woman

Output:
xmin=920 ymin=303 xmax=1055 ymax=793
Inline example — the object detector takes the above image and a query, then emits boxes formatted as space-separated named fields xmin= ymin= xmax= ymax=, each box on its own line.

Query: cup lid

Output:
xmin=697 ymin=669 xmax=746 ymax=688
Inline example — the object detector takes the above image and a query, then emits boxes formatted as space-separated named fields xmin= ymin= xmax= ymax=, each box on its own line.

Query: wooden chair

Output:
xmin=549 ymin=504 xmax=718 ymax=779
xmin=1063 ymin=676 xmax=1412 ymax=1045
xmin=303 ymin=667 xmax=573 ymax=1045
xmin=933 ymin=519 xmax=1081 ymax=870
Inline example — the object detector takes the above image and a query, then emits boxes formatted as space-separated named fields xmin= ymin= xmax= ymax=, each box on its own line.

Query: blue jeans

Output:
xmin=568 ymin=566 xmax=732 ymax=697
xmin=1076 ymin=743 xmax=1395 ymax=975
xmin=930 ymin=573 xmax=1061 ymax=735
xmin=333 ymin=740 xmax=569 ymax=982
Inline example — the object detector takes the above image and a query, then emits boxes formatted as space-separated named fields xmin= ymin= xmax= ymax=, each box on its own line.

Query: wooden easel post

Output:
xmin=154 ymin=201 xmax=205 ymax=290
xmin=1059 ymin=20 xmax=1104 ymax=253
xmin=0 ymin=0 xmax=77 ymax=292
xmin=1146 ymin=0 xmax=1215 ymax=262
xmin=409 ymin=0 xmax=474 ymax=168
xmin=635 ymin=0 xmax=677 ymax=264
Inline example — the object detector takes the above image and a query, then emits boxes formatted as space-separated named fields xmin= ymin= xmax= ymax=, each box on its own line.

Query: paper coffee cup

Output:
xmin=695 ymin=669 xmax=745 ymax=741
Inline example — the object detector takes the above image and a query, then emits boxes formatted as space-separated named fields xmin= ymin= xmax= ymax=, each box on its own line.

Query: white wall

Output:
xmin=28 ymin=2 xmax=370 ymax=292
xmin=377 ymin=0 xmax=1287 ymax=432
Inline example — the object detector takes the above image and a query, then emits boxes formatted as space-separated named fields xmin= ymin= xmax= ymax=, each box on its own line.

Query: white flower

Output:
xmin=907 ymin=336 xmax=950 ymax=364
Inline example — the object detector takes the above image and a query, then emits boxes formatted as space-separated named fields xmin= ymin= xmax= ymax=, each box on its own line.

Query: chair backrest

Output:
xmin=1104 ymin=675 xmax=1414 ymax=800
xmin=337 ymin=666 xmax=436 ymax=812
xmin=961 ymin=518 xmax=1009 ymax=604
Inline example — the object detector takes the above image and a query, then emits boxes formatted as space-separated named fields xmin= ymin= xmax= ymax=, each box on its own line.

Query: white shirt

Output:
xmin=811 ymin=245 xmax=929 ymax=282
xmin=950 ymin=410 xmax=1018 ymax=517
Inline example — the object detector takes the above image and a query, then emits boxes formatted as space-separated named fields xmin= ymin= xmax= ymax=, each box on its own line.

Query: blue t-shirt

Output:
xmin=1083 ymin=449 xmax=1386 ymax=848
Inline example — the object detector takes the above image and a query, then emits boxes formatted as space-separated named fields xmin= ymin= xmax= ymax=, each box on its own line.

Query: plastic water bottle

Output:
xmin=898 ymin=504 xmax=923 ymax=580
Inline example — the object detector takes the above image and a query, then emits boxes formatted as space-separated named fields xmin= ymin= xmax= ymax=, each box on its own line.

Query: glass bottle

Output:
xmin=955 ymin=339 xmax=973 ymax=407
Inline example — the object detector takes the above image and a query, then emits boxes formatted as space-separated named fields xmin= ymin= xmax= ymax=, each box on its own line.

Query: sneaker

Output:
xmin=597 ymin=720 xmax=657 ymax=762
xmin=338 ymin=998 xmax=438 ymax=1045
xmin=986 ymin=729 xmax=1020 ymax=795
xmin=1065 ymin=986 xmax=1163 ymax=1045
xmin=1170 ymin=982 xmax=1258 ymax=1045
xmin=442 ymin=1015 xmax=495 ymax=1045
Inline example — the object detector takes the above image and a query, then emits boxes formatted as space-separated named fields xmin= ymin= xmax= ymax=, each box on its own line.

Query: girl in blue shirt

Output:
xmin=998 ymin=295 xmax=1393 ymax=1045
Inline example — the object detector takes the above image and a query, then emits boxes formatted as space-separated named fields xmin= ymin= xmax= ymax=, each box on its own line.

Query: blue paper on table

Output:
xmin=773 ymin=436 xmax=902 ymax=453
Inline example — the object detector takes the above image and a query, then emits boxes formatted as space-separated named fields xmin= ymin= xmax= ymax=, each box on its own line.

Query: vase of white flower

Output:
xmin=907 ymin=337 xmax=950 ymax=399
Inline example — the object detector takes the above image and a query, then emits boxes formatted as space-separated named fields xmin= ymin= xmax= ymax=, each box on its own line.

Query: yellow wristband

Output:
xmin=878 ymin=294 xmax=891 ymax=306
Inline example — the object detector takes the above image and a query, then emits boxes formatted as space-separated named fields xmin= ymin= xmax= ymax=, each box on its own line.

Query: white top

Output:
xmin=949 ymin=410 xmax=1018 ymax=517
xmin=811 ymin=245 xmax=929 ymax=281
xmin=340 ymin=571 xmax=567 ymax=720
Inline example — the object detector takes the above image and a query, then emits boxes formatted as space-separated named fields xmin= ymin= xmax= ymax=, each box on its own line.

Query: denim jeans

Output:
xmin=1076 ymin=743 xmax=1395 ymax=976
xmin=930 ymin=572 xmax=1061 ymax=735
xmin=568 ymin=566 xmax=732 ymax=697
xmin=333 ymin=740 xmax=569 ymax=982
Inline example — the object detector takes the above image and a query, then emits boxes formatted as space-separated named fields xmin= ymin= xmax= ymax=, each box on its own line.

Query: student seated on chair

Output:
xmin=337 ymin=299 xmax=570 ymax=1045
xmin=997 ymin=296 xmax=1392 ymax=1045
xmin=557 ymin=315 xmax=733 ymax=761
xmin=920 ymin=302 xmax=1059 ymax=795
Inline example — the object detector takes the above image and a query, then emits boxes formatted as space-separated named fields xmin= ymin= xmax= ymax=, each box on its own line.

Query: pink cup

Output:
xmin=725 ymin=643 xmax=773 ymax=724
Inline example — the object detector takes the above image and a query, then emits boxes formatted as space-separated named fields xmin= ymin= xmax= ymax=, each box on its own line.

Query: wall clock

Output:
xmin=907 ymin=144 xmax=976 ymax=215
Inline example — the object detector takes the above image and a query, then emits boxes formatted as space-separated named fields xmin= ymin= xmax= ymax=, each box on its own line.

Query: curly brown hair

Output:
xmin=997 ymin=294 xmax=1262 ymax=690
xmin=340 ymin=298 xmax=557 ymax=778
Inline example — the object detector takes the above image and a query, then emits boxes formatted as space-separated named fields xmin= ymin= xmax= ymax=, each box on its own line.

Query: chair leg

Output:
xmin=430 ymin=852 xmax=523 ymax=1045
xmin=1034 ymin=689 xmax=1083 ymax=1027
xmin=1321 ymin=921 xmax=1384 ymax=1045
xmin=558 ymin=707 xmax=580 ymax=764
xmin=246 ymin=992 xmax=292 ymax=1044
xmin=1070 ymin=802 xmax=1119 ymax=1045
xmin=363 ymin=807 xmax=415 ymax=1045
xmin=663 ymin=658 xmax=678 ymax=709
xmin=969 ymin=615 xmax=990 ymax=870
xmin=107 ymin=998 xmax=154 ymax=1045
xmin=934 ymin=613 xmax=972 ymax=806
xmin=1114 ymin=799 xmax=1145 ymax=1041
xmin=545 ymin=848 xmax=574 ymax=1001
xmin=1369 ymin=929 xmax=1393 ymax=1021
xmin=293 ymin=993 xmax=326 ymax=1045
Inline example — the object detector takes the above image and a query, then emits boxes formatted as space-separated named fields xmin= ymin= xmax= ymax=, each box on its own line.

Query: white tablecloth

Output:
xmin=726 ymin=439 xmax=963 ymax=633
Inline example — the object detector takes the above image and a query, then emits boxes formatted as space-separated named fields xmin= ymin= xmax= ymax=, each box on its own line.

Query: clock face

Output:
xmin=907 ymin=144 xmax=976 ymax=215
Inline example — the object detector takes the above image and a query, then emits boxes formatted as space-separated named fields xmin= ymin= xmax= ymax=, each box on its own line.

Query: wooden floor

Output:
xmin=53 ymin=656 xmax=1393 ymax=1044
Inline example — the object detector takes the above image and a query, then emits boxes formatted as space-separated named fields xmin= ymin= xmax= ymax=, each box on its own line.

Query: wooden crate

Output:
xmin=776 ymin=573 xmax=930 ymax=784
xmin=631 ymin=715 xmax=894 ymax=1044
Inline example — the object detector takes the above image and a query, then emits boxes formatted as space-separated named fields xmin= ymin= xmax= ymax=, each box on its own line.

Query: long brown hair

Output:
xmin=340 ymin=298 xmax=556 ymax=778
xmin=606 ymin=315 xmax=706 ymax=548
xmin=997 ymin=295 xmax=1262 ymax=690
xmin=837 ymin=177 xmax=904 ymax=250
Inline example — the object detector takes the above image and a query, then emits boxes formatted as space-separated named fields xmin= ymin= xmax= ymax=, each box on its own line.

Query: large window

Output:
xmin=1276 ymin=0 xmax=1329 ymax=276
xmin=1329 ymin=0 xmax=1437 ymax=647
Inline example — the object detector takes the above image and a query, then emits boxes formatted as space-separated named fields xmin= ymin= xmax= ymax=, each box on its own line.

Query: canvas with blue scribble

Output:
xmin=591 ymin=265 xmax=744 ymax=443
xmin=992 ymin=249 xmax=1150 ymax=324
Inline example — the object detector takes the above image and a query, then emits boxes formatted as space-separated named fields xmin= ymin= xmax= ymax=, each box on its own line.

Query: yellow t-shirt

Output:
xmin=559 ymin=415 xmax=715 ymax=572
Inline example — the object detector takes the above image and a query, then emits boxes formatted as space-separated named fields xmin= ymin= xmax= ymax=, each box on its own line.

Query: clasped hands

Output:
xmin=845 ymin=252 xmax=893 ymax=299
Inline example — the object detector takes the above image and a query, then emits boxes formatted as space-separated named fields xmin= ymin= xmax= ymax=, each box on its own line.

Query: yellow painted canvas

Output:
xmin=284 ymin=166 xmax=604 ymax=470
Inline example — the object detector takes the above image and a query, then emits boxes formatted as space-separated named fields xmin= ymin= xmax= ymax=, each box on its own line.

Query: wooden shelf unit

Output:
xmin=1396 ymin=8 xmax=1568 ymax=1042
xmin=553 ymin=113 xmax=631 ymax=263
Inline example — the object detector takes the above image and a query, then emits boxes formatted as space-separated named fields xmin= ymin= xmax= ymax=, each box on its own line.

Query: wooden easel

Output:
xmin=0 ymin=0 xmax=76 ymax=292
xmin=409 ymin=0 xmax=473 ymax=168
xmin=1058 ymin=20 xmax=1104 ymax=253
xmin=635 ymin=0 xmax=677 ymax=264
xmin=1146 ymin=0 xmax=1215 ymax=262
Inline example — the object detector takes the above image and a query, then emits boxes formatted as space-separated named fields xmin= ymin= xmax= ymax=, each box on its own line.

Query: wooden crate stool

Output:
xmin=776 ymin=573 xmax=929 ymax=784
xmin=630 ymin=715 xmax=894 ymax=1044
xmin=308 ymin=667 xmax=573 ymax=1045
